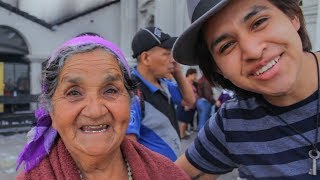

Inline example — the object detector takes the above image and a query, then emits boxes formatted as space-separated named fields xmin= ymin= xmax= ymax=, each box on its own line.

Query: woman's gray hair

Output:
xmin=40 ymin=43 xmax=136 ymax=112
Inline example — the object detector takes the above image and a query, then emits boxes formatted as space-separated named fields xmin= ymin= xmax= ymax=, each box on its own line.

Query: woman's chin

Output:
xmin=74 ymin=135 xmax=118 ymax=156
xmin=65 ymin=129 xmax=125 ymax=156
xmin=85 ymin=147 xmax=109 ymax=156
xmin=80 ymin=142 xmax=115 ymax=156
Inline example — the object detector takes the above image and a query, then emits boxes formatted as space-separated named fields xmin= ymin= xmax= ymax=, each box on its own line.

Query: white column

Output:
xmin=155 ymin=0 xmax=189 ymax=36
xmin=120 ymin=0 xmax=137 ymax=67
xmin=155 ymin=0 xmax=192 ymax=73
xmin=29 ymin=60 xmax=42 ymax=111
xmin=174 ymin=0 xmax=190 ymax=36
xmin=315 ymin=2 xmax=320 ymax=50
xmin=155 ymin=0 xmax=175 ymax=35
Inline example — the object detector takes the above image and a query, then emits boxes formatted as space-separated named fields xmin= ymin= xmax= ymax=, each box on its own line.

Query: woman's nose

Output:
xmin=81 ymin=96 xmax=108 ymax=119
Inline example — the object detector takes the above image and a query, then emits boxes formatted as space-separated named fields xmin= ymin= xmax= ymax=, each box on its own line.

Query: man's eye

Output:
xmin=252 ymin=17 xmax=268 ymax=30
xmin=163 ymin=52 xmax=171 ymax=57
xmin=219 ymin=41 xmax=235 ymax=54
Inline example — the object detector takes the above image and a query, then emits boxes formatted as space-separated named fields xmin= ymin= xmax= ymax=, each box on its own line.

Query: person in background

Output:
xmin=16 ymin=35 xmax=189 ymax=180
xmin=176 ymin=68 xmax=198 ymax=139
xmin=173 ymin=0 xmax=320 ymax=179
xmin=214 ymin=89 xmax=234 ymax=111
xmin=126 ymin=26 xmax=195 ymax=162
xmin=196 ymin=75 xmax=215 ymax=130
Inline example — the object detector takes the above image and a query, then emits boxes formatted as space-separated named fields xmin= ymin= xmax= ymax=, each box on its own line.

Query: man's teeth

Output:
xmin=255 ymin=56 xmax=280 ymax=76
xmin=81 ymin=124 xmax=108 ymax=133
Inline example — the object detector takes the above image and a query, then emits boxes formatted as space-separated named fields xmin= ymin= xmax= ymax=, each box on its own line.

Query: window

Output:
xmin=3 ymin=62 xmax=30 ymax=112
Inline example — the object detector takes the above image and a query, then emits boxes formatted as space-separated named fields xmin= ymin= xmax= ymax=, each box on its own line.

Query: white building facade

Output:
xmin=0 ymin=0 xmax=319 ymax=114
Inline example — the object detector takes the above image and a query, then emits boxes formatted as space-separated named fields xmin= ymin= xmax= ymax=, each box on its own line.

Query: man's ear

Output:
xmin=291 ymin=16 xmax=301 ymax=32
xmin=139 ymin=51 xmax=150 ymax=65
xmin=216 ymin=66 xmax=223 ymax=75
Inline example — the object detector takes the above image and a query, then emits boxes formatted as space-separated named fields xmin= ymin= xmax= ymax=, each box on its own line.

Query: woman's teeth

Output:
xmin=255 ymin=56 xmax=280 ymax=76
xmin=81 ymin=124 xmax=108 ymax=133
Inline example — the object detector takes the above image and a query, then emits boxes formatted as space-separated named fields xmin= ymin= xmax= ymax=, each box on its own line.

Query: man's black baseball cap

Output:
xmin=131 ymin=27 xmax=177 ymax=58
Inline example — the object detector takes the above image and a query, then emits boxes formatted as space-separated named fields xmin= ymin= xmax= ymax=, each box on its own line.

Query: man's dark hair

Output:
xmin=186 ymin=68 xmax=197 ymax=77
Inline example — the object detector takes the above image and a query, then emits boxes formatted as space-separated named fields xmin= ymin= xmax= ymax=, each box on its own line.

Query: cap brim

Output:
xmin=161 ymin=37 xmax=178 ymax=49
xmin=172 ymin=0 xmax=230 ymax=66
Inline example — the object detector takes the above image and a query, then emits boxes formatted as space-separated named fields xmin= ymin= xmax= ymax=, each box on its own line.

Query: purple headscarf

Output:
xmin=16 ymin=35 xmax=130 ymax=172
xmin=48 ymin=35 xmax=130 ymax=73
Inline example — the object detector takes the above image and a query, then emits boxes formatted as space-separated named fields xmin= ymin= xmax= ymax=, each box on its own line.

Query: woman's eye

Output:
xmin=105 ymin=88 xmax=118 ymax=94
xmin=104 ymin=86 xmax=120 ymax=99
xmin=66 ymin=89 xmax=81 ymax=96
xmin=219 ymin=41 xmax=235 ymax=54
xmin=252 ymin=18 xmax=268 ymax=30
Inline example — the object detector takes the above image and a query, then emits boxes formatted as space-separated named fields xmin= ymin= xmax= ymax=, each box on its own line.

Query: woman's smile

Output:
xmin=80 ymin=124 xmax=110 ymax=133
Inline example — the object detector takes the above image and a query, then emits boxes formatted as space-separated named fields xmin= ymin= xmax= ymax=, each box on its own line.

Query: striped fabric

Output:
xmin=186 ymin=91 xmax=320 ymax=179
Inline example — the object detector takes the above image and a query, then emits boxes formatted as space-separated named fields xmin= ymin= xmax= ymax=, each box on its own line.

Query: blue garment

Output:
xmin=186 ymin=92 xmax=320 ymax=179
xmin=128 ymin=95 xmax=142 ymax=137
xmin=127 ymin=68 xmax=182 ymax=161
xmin=196 ymin=98 xmax=212 ymax=130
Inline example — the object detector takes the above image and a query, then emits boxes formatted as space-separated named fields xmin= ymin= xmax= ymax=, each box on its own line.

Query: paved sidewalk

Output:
xmin=0 ymin=133 xmax=26 ymax=179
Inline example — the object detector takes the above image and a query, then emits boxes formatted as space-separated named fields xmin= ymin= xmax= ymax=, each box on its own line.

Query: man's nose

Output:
xmin=239 ymin=34 xmax=265 ymax=62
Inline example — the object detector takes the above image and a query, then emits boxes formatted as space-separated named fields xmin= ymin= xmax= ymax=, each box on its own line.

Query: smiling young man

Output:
xmin=173 ymin=0 xmax=320 ymax=179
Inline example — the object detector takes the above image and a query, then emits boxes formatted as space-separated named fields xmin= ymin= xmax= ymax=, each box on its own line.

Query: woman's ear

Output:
xmin=49 ymin=112 xmax=56 ymax=129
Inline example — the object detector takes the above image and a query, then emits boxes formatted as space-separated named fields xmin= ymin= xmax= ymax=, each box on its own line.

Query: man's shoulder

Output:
xmin=220 ymin=96 xmax=260 ymax=111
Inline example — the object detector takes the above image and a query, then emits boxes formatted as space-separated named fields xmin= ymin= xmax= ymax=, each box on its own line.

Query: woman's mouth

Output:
xmin=80 ymin=124 xmax=109 ymax=133
xmin=254 ymin=56 xmax=280 ymax=76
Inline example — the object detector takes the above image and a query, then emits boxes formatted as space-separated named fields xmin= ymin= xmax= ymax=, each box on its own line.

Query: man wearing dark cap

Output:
xmin=173 ymin=0 xmax=320 ymax=179
xmin=126 ymin=27 xmax=195 ymax=161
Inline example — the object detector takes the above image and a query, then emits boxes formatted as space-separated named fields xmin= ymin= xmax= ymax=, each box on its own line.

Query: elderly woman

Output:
xmin=16 ymin=35 xmax=189 ymax=180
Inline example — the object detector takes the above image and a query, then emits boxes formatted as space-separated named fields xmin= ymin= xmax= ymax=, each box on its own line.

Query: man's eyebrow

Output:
xmin=211 ymin=33 xmax=231 ymax=50
xmin=243 ymin=5 xmax=269 ymax=23
xmin=210 ymin=5 xmax=269 ymax=50
xmin=210 ymin=6 xmax=268 ymax=49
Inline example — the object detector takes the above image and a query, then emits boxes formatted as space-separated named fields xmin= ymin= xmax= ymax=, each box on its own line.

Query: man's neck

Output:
xmin=136 ymin=65 xmax=162 ymax=89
